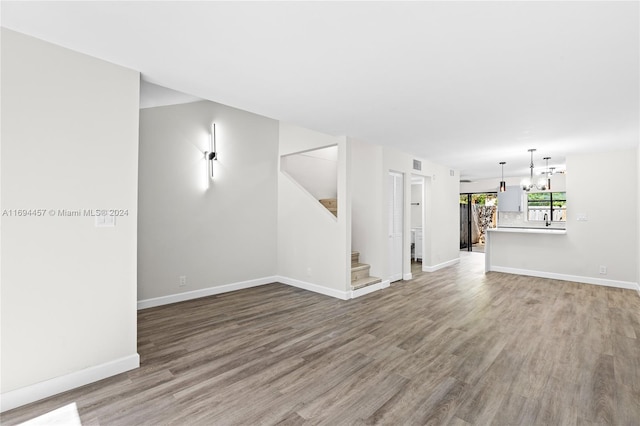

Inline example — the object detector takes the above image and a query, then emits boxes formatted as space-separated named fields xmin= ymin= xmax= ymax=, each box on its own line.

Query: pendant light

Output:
xmin=499 ymin=161 xmax=506 ymax=192
xmin=543 ymin=157 xmax=551 ymax=191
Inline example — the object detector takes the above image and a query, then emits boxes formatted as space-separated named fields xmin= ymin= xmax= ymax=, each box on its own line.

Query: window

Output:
xmin=527 ymin=192 xmax=566 ymax=222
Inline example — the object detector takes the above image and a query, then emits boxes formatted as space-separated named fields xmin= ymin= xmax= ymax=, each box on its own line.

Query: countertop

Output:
xmin=489 ymin=227 xmax=567 ymax=235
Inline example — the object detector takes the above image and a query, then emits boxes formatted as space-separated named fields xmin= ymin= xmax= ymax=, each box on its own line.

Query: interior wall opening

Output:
xmin=411 ymin=175 xmax=424 ymax=273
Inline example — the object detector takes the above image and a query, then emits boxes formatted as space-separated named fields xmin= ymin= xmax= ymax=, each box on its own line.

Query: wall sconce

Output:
xmin=205 ymin=123 xmax=217 ymax=178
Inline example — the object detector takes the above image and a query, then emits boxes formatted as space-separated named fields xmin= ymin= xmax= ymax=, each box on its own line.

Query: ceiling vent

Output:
xmin=412 ymin=159 xmax=422 ymax=171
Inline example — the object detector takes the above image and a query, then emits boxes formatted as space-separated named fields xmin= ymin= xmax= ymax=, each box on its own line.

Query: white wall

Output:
xmin=280 ymin=146 xmax=338 ymax=200
xmin=277 ymin=124 xmax=350 ymax=297
xmin=350 ymin=138 xmax=385 ymax=279
xmin=383 ymin=147 xmax=460 ymax=275
xmin=1 ymin=29 xmax=139 ymax=409
xmin=426 ymin=161 xmax=462 ymax=270
xmin=488 ymin=149 xmax=638 ymax=289
xmin=138 ymin=101 xmax=278 ymax=303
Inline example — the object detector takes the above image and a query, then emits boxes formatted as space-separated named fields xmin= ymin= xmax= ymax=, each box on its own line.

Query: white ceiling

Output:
xmin=2 ymin=1 xmax=638 ymax=181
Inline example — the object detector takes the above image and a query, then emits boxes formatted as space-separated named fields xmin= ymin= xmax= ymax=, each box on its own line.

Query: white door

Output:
xmin=388 ymin=172 xmax=404 ymax=282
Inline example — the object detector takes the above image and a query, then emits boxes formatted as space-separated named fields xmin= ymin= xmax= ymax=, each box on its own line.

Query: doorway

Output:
xmin=388 ymin=171 xmax=404 ymax=282
xmin=410 ymin=176 xmax=424 ymax=270
xmin=460 ymin=192 xmax=497 ymax=253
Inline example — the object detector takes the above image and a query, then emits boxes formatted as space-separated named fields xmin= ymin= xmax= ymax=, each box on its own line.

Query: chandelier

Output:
xmin=521 ymin=149 xmax=551 ymax=192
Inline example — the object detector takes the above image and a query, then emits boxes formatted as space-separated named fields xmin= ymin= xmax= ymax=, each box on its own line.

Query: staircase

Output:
xmin=319 ymin=198 xmax=337 ymax=217
xmin=351 ymin=251 xmax=381 ymax=290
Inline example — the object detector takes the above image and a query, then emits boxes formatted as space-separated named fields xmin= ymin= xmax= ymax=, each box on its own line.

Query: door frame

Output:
xmin=388 ymin=171 xmax=404 ymax=282
xmin=411 ymin=175 xmax=425 ymax=262
xmin=459 ymin=192 xmax=498 ymax=252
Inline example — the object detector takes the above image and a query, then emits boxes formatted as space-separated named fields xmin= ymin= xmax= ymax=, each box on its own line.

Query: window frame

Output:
xmin=526 ymin=191 xmax=566 ymax=222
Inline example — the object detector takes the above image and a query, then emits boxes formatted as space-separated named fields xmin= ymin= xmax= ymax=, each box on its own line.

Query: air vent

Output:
xmin=413 ymin=159 xmax=422 ymax=171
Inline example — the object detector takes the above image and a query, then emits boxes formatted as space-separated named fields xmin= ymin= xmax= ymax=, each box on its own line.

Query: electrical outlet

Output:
xmin=179 ymin=275 xmax=187 ymax=287
xmin=599 ymin=266 xmax=607 ymax=275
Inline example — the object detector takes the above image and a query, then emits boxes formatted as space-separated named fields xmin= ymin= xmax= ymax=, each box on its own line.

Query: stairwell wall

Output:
xmin=277 ymin=123 xmax=351 ymax=298
xmin=280 ymin=146 xmax=338 ymax=200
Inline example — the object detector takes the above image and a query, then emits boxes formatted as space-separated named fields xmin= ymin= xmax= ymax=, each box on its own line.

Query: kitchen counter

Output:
xmin=485 ymin=227 xmax=567 ymax=273
xmin=490 ymin=227 xmax=566 ymax=235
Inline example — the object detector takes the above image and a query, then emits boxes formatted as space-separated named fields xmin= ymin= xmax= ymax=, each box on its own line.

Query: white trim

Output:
xmin=276 ymin=276 xmax=350 ymax=300
xmin=489 ymin=266 xmax=639 ymax=291
xmin=403 ymin=273 xmax=413 ymax=280
xmin=138 ymin=275 xmax=359 ymax=310
xmin=351 ymin=280 xmax=390 ymax=299
xmin=137 ymin=276 xmax=277 ymax=309
xmin=389 ymin=273 xmax=403 ymax=282
xmin=423 ymin=257 xmax=460 ymax=272
xmin=0 ymin=354 xmax=139 ymax=413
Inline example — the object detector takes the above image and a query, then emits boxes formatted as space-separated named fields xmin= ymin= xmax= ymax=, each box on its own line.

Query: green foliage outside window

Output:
xmin=460 ymin=193 xmax=497 ymax=206
xmin=527 ymin=192 xmax=566 ymax=221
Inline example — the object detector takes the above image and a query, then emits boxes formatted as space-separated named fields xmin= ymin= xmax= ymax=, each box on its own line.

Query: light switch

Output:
xmin=576 ymin=213 xmax=588 ymax=221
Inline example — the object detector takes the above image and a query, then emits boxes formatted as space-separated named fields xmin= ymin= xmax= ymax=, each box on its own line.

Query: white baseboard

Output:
xmin=276 ymin=276 xmax=350 ymax=300
xmin=423 ymin=257 xmax=460 ymax=272
xmin=351 ymin=280 xmax=390 ymax=299
xmin=139 ymin=275 xmax=360 ymax=309
xmin=403 ymin=273 xmax=413 ymax=280
xmin=137 ymin=276 xmax=278 ymax=309
xmin=0 ymin=354 xmax=139 ymax=413
xmin=489 ymin=266 xmax=639 ymax=291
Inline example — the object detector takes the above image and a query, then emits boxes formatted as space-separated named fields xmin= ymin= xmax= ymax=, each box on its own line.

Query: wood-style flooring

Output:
xmin=3 ymin=253 xmax=640 ymax=425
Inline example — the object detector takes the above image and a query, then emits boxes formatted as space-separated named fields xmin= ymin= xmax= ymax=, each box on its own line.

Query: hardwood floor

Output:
xmin=3 ymin=253 xmax=640 ymax=425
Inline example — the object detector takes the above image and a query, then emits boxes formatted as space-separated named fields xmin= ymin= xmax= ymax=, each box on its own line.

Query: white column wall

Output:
xmin=1 ymin=29 xmax=139 ymax=409
xmin=350 ymin=138 xmax=385 ymax=280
